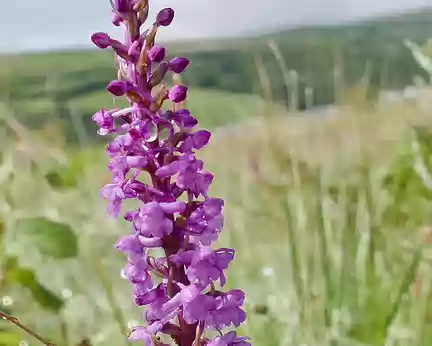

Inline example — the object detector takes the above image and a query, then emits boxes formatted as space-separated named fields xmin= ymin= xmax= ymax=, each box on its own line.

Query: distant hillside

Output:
xmin=175 ymin=6 xmax=432 ymax=105
xmin=1 ymin=7 xmax=432 ymax=130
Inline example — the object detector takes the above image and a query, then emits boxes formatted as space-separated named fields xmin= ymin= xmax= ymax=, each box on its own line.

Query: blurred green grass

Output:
xmin=1 ymin=96 xmax=432 ymax=345
xmin=3 ymin=7 xmax=432 ymax=113
xmin=2 ymin=87 xmax=279 ymax=144
xmin=3 ymin=12 xmax=432 ymax=345
xmin=68 ymin=87 xmax=279 ymax=129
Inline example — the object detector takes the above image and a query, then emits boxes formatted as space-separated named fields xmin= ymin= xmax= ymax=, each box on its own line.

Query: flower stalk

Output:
xmin=91 ymin=1 xmax=250 ymax=345
xmin=0 ymin=310 xmax=56 ymax=346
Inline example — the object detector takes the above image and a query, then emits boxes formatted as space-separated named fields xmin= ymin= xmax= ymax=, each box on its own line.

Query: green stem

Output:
xmin=316 ymin=188 xmax=333 ymax=330
xmin=0 ymin=310 xmax=56 ymax=346
xmin=59 ymin=317 xmax=69 ymax=346
xmin=384 ymin=246 xmax=423 ymax=338
xmin=282 ymin=199 xmax=304 ymax=305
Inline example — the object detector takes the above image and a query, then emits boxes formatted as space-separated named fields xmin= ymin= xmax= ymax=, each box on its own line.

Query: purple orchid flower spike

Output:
xmin=91 ymin=1 xmax=250 ymax=345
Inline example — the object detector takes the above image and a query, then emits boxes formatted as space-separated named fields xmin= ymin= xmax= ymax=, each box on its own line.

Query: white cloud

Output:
xmin=1 ymin=0 xmax=431 ymax=53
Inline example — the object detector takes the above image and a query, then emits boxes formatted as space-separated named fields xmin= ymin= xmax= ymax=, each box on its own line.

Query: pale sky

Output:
xmin=1 ymin=0 xmax=431 ymax=53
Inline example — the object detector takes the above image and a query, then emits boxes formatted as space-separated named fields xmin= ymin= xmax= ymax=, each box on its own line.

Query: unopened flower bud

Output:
xmin=148 ymin=45 xmax=166 ymax=63
xmin=107 ymin=80 xmax=128 ymax=96
xmin=168 ymin=85 xmax=188 ymax=103
xmin=156 ymin=8 xmax=174 ymax=26
xmin=168 ymin=57 xmax=190 ymax=73
xmin=113 ymin=0 xmax=131 ymax=14
xmin=91 ymin=32 xmax=111 ymax=49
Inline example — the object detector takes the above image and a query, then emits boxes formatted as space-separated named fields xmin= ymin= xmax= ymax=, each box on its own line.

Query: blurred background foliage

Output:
xmin=2 ymin=8 xmax=432 ymax=143
xmin=2 ymin=5 xmax=432 ymax=346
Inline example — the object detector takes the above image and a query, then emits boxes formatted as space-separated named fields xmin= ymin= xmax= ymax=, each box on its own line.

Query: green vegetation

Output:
xmin=2 ymin=100 xmax=432 ymax=345
xmin=2 ymin=7 xmax=432 ymax=346
xmin=1 ymin=88 xmax=276 ymax=144
xmin=3 ymin=7 xmax=432 ymax=116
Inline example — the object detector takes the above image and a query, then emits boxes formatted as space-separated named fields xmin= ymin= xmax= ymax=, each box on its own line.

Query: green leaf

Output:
xmin=0 ymin=330 xmax=23 ymax=345
xmin=45 ymin=170 xmax=68 ymax=189
xmin=44 ymin=150 xmax=93 ymax=190
xmin=5 ymin=256 xmax=64 ymax=312
xmin=384 ymin=247 xmax=423 ymax=332
xmin=14 ymin=217 xmax=78 ymax=259
xmin=44 ymin=166 xmax=79 ymax=189
xmin=405 ymin=39 xmax=432 ymax=75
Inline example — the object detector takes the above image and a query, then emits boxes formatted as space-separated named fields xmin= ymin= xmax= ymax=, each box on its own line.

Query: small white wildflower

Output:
xmin=61 ymin=288 xmax=73 ymax=299
xmin=19 ymin=341 xmax=29 ymax=346
xmin=261 ymin=266 xmax=274 ymax=277
xmin=2 ymin=296 xmax=13 ymax=306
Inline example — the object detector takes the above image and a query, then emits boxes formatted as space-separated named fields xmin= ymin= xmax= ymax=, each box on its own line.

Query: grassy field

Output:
xmin=2 ymin=9 xmax=432 ymax=346
xmin=1 ymin=88 xmax=282 ymax=144
xmin=3 ymin=7 xmax=432 ymax=115
xmin=1 ymin=93 xmax=432 ymax=345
